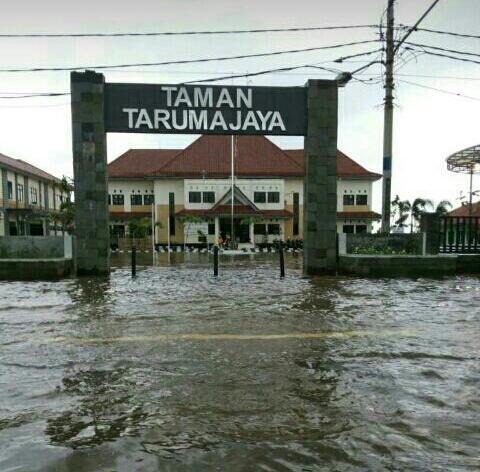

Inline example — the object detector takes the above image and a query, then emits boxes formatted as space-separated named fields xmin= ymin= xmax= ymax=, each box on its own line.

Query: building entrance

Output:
xmin=219 ymin=218 xmax=250 ymax=244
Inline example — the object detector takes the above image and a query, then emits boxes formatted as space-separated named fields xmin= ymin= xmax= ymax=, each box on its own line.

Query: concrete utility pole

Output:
xmin=381 ymin=0 xmax=395 ymax=233
xmin=381 ymin=0 xmax=442 ymax=233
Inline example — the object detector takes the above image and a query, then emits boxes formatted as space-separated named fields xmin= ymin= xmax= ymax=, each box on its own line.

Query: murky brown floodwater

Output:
xmin=0 ymin=253 xmax=479 ymax=471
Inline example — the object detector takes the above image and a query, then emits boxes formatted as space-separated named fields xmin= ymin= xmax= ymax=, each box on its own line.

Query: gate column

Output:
xmin=303 ymin=80 xmax=338 ymax=275
xmin=71 ymin=70 xmax=110 ymax=275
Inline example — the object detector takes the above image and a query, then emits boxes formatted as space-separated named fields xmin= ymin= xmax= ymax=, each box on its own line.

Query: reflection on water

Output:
xmin=0 ymin=253 xmax=479 ymax=471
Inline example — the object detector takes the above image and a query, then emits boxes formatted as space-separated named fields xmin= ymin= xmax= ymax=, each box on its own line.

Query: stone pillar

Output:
xmin=214 ymin=217 xmax=220 ymax=244
xmin=249 ymin=222 xmax=255 ymax=245
xmin=71 ymin=70 xmax=110 ymax=275
xmin=420 ymin=213 xmax=441 ymax=255
xmin=303 ymin=80 xmax=338 ymax=275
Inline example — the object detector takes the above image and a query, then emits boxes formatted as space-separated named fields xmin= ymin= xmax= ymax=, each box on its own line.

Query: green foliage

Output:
xmin=128 ymin=218 xmax=151 ymax=239
xmin=435 ymin=200 xmax=452 ymax=217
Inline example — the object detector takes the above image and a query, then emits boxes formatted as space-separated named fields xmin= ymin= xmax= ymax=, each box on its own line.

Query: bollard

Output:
xmin=132 ymin=246 xmax=137 ymax=277
xmin=279 ymin=243 xmax=285 ymax=278
xmin=213 ymin=245 xmax=219 ymax=276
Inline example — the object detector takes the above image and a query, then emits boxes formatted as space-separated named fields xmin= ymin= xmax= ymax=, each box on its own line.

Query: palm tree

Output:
xmin=434 ymin=200 xmax=452 ymax=217
xmin=392 ymin=197 xmax=411 ymax=231
xmin=410 ymin=198 xmax=433 ymax=233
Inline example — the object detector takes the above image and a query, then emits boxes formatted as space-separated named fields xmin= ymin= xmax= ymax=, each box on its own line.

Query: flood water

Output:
xmin=0 ymin=253 xmax=479 ymax=471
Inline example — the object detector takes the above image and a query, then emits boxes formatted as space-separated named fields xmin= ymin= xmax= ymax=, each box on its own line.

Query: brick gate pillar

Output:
xmin=303 ymin=80 xmax=338 ymax=275
xmin=71 ymin=70 xmax=110 ymax=275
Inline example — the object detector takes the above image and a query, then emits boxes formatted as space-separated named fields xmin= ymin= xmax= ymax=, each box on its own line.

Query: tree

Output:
xmin=410 ymin=198 xmax=433 ymax=233
xmin=48 ymin=176 xmax=74 ymax=234
xmin=434 ymin=200 xmax=452 ymax=217
xmin=391 ymin=196 xmax=411 ymax=230
xmin=179 ymin=215 xmax=210 ymax=250
xmin=127 ymin=217 xmax=151 ymax=239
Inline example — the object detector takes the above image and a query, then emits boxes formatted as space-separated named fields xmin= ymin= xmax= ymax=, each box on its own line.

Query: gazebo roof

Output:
xmin=446 ymin=144 xmax=480 ymax=174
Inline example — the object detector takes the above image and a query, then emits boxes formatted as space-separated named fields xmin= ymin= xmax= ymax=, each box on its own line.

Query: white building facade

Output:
xmin=0 ymin=152 xmax=68 ymax=237
xmin=107 ymin=135 xmax=381 ymax=246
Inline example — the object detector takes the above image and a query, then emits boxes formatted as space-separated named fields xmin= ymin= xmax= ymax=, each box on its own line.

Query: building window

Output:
xmin=30 ymin=187 xmax=38 ymax=204
xmin=112 ymin=194 xmax=124 ymax=206
xmin=254 ymin=191 xmax=266 ymax=203
xmin=17 ymin=184 xmax=24 ymax=202
xmin=7 ymin=181 xmax=13 ymax=200
xmin=202 ymin=191 xmax=215 ymax=204
xmin=268 ymin=224 xmax=280 ymax=235
xmin=208 ymin=223 xmax=215 ymax=235
xmin=356 ymin=195 xmax=368 ymax=205
xmin=108 ymin=195 xmax=111 ymax=205
xmin=293 ymin=192 xmax=300 ymax=236
xmin=254 ymin=224 xmax=267 ymax=235
xmin=343 ymin=225 xmax=354 ymax=234
xmin=267 ymin=191 xmax=280 ymax=203
xmin=356 ymin=225 xmax=367 ymax=234
xmin=144 ymin=194 xmax=154 ymax=205
xmin=189 ymin=191 xmax=201 ymax=203
xmin=343 ymin=195 xmax=355 ymax=206
xmin=131 ymin=194 xmax=143 ymax=205
xmin=169 ymin=193 xmax=175 ymax=235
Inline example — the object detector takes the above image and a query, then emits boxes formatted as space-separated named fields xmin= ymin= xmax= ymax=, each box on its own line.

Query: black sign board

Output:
xmin=104 ymin=83 xmax=307 ymax=136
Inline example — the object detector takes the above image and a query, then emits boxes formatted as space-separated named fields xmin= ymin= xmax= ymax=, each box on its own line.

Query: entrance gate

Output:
xmin=71 ymin=71 xmax=338 ymax=275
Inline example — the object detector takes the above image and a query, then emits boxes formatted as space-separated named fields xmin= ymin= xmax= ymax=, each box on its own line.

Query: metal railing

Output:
xmin=440 ymin=216 xmax=480 ymax=254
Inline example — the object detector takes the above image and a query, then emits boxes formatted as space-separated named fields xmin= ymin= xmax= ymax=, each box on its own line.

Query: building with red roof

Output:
xmin=449 ymin=201 xmax=480 ymax=218
xmin=107 ymin=135 xmax=381 ymax=245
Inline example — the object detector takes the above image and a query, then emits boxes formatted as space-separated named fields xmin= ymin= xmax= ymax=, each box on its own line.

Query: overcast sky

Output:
xmin=0 ymin=0 xmax=478 ymax=213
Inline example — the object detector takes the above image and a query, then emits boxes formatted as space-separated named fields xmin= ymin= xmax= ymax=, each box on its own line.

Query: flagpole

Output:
xmin=167 ymin=211 xmax=171 ymax=253
xmin=231 ymin=135 xmax=235 ymax=249
xmin=151 ymin=202 xmax=155 ymax=257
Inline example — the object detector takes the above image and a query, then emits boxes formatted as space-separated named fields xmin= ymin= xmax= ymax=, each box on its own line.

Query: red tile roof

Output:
xmin=285 ymin=149 xmax=381 ymax=180
xmin=154 ymin=135 xmax=303 ymax=178
xmin=449 ymin=201 xmax=480 ymax=217
xmin=337 ymin=211 xmax=381 ymax=220
xmin=0 ymin=152 xmax=61 ymax=183
xmin=108 ymin=149 xmax=180 ymax=178
xmin=107 ymin=136 xmax=381 ymax=180
xmin=176 ymin=206 xmax=293 ymax=218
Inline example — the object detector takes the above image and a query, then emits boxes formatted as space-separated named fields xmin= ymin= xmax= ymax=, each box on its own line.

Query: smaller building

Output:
xmin=0 ymin=152 xmax=68 ymax=237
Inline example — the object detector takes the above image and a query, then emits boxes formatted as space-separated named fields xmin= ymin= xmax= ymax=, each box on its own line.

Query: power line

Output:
xmin=185 ymin=49 xmax=382 ymax=84
xmin=184 ymin=64 xmax=340 ymax=84
xmin=398 ymin=79 xmax=480 ymax=101
xmin=403 ymin=26 xmax=480 ymax=40
xmin=0 ymin=24 xmax=378 ymax=38
xmin=0 ymin=39 xmax=380 ymax=73
xmin=403 ymin=41 xmax=480 ymax=59
xmin=2 ymin=24 xmax=479 ymax=40
xmin=405 ymin=47 xmax=480 ymax=66
xmin=393 ymin=0 xmax=442 ymax=54
xmin=0 ymin=92 xmax=70 ymax=99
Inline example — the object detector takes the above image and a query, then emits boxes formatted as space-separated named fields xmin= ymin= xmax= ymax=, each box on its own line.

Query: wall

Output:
xmin=0 ymin=236 xmax=66 ymax=259
xmin=337 ymin=219 xmax=373 ymax=235
xmin=108 ymin=179 xmax=154 ymax=212
xmin=183 ymin=178 xmax=285 ymax=210
xmin=339 ymin=254 xmax=480 ymax=277
xmin=154 ymin=179 xmax=185 ymax=244
xmin=337 ymin=179 xmax=372 ymax=211
xmin=0 ymin=259 xmax=72 ymax=280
